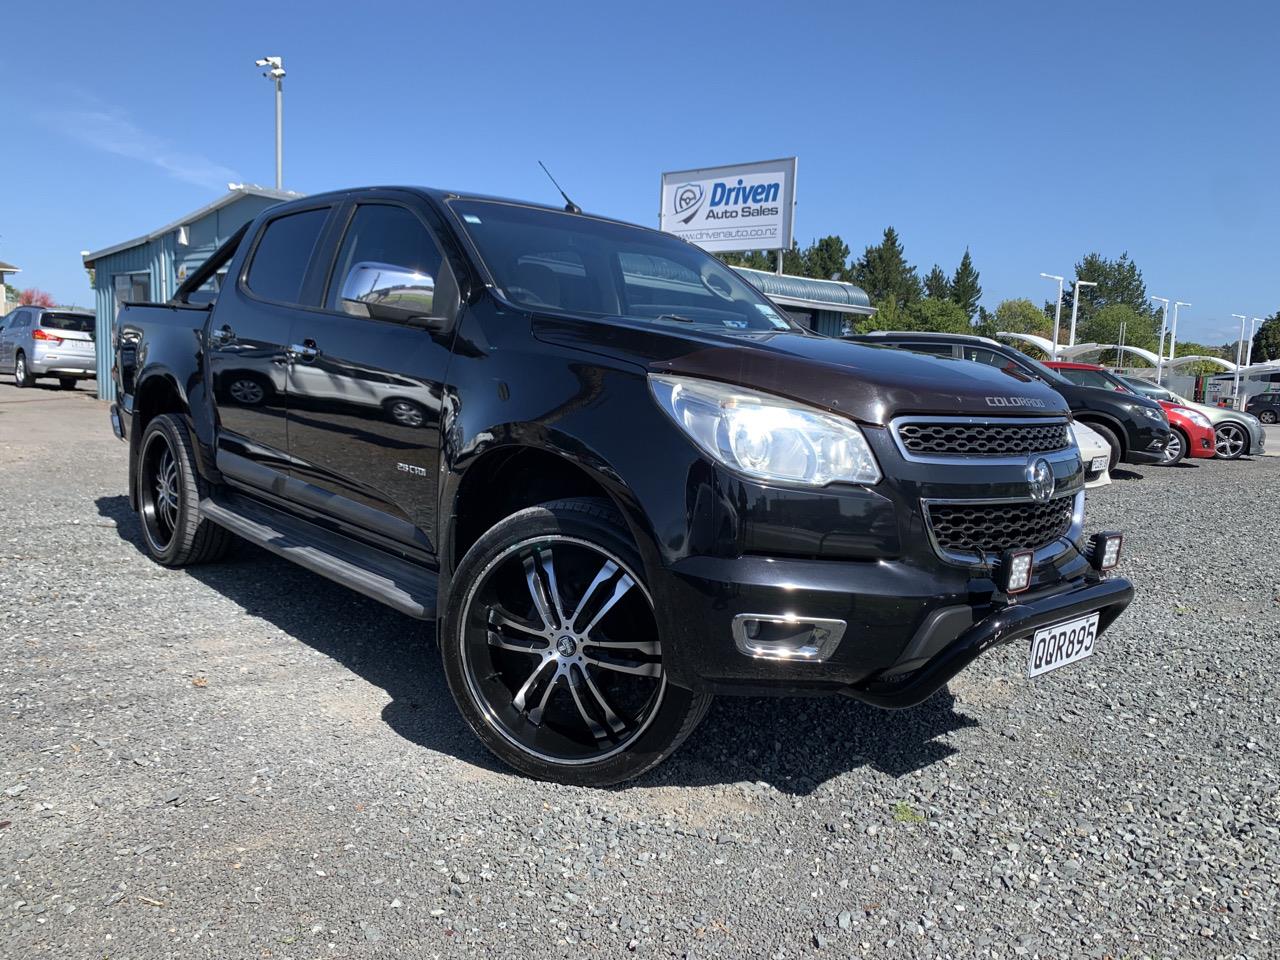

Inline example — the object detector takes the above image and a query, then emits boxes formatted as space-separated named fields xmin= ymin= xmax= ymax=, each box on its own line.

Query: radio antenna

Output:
xmin=538 ymin=161 xmax=582 ymax=214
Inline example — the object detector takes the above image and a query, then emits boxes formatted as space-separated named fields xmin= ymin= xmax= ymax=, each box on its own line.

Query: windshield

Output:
xmin=1054 ymin=366 xmax=1129 ymax=391
xmin=40 ymin=313 xmax=94 ymax=333
xmin=1123 ymin=377 xmax=1175 ymax=401
xmin=448 ymin=199 xmax=796 ymax=332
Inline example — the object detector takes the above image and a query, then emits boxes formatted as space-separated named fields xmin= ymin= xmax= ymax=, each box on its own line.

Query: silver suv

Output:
xmin=0 ymin=306 xmax=96 ymax=389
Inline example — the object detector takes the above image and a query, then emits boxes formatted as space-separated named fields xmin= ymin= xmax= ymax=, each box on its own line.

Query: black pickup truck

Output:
xmin=111 ymin=186 xmax=1133 ymax=785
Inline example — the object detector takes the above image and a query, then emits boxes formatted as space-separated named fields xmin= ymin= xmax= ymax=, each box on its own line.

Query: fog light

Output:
xmin=731 ymin=614 xmax=846 ymax=661
xmin=1089 ymin=531 xmax=1124 ymax=571
xmin=1002 ymin=549 xmax=1034 ymax=594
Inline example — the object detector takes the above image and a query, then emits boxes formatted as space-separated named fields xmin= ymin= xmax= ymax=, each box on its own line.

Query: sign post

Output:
xmin=659 ymin=158 xmax=797 ymax=264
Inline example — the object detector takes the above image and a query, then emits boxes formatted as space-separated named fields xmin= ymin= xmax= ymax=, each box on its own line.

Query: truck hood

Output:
xmin=532 ymin=316 xmax=1069 ymax=424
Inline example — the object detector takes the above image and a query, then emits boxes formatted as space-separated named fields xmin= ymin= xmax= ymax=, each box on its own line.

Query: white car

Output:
xmin=1073 ymin=421 xmax=1112 ymax=488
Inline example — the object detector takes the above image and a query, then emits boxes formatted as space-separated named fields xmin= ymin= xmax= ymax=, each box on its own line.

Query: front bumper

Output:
xmin=654 ymin=546 xmax=1133 ymax=700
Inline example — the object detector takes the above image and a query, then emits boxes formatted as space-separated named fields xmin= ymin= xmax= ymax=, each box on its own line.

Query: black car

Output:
xmin=845 ymin=332 xmax=1171 ymax=470
xmin=109 ymin=187 xmax=1133 ymax=785
xmin=1246 ymin=391 xmax=1280 ymax=424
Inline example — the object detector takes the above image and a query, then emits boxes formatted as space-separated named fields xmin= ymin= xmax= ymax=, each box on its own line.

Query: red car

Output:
xmin=1044 ymin=362 xmax=1215 ymax=465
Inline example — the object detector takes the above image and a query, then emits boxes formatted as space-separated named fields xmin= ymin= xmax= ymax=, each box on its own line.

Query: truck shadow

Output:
xmin=97 ymin=494 xmax=975 ymax=795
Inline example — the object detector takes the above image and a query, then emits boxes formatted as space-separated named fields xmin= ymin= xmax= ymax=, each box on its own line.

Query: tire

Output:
xmin=135 ymin=413 xmax=234 ymax=567
xmin=13 ymin=352 xmax=33 ymax=388
xmin=59 ymin=377 xmax=78 ymax=391
xmin=441 ymin=497 xmax=712 ymax=786
xmin=1214 ymin=422 xmax=1248 ymax=460
xmin=1160 ymin=427 xmax=1187 ymax=466
xmin=1260 ymin=410 xmax=1277 ymax=424
xmin=1084 ymin=421 xmax=1122 ymax=471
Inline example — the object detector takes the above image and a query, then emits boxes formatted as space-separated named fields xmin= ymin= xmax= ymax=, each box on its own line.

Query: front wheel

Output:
xmin=441 ymin=498 xmax=711 ymax=786
xmin=1214 ymin=422 xmax=1248 ymax=460
xmin=1086 ymin=421 xmax=1122 ymax=471
xmin=1161 ymin=428 xmax=1186 ymax=466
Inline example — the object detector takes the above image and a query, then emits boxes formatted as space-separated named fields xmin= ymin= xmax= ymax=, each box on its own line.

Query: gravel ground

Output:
xmin=2 ymin=382 xmax=1278 ymax=960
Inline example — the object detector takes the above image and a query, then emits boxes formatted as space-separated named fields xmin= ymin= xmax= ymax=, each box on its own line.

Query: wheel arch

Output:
xmin=127 ymin=370 xmax=192 ymax=510
xmin=441 ymin=440 xmax=652 ymax=617
xmin=1074 ymin=412 xmax=1127 ymax=456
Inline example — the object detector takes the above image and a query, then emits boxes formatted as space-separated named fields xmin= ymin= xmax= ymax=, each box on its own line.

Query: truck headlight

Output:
xmin=1170 ymin=405 xmax=1211 ymax=429
xmin=649 ymin=374 xmax=881 ymax=487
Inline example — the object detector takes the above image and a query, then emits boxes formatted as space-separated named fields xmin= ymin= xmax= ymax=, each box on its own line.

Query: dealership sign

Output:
xmin=659 ymin=157 xmax=797 ymax=253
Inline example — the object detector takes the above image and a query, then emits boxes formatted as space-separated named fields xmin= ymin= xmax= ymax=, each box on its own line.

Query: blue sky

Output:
xmin=5 ymin=0 xmax=1277 ymax=345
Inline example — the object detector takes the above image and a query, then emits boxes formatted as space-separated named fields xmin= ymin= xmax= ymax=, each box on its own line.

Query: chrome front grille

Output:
xmin=924 ymin=496 xmax=1076 ymax=559
xmin=894 ymin=417 xmax=1071 ymax=459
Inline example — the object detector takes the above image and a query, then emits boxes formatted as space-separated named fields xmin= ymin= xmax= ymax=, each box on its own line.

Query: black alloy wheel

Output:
xmin=135 ymin=414 xmax=233 ymax=567
xmin=139 ymin=428 xmax=182 ymax=554
xmin=442 ymin=499 xmax=712 ymax=785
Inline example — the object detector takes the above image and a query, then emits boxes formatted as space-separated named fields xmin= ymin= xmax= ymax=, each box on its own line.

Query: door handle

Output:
xmin=210 ymin=324 xmax=234 ymax=344
xmin=289 ymin=340 xmax=319 ymax=361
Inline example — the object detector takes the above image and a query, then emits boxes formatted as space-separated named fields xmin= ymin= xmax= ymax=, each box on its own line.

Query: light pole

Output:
xmin=255 ymin=56 xmax=286 ymax=190
xmin=1041 ymin=273 xmax=1064 ymax=359
xmin=1151 ymin=296 xmax=1169 ymax=383
xmin=1167 ymin=301 xmax=1190 ymax=376
xmin=1231 ymin=314 xmax=1247 ymax=407
xmin=1068 ymin=279 xmax=1097 ymax=352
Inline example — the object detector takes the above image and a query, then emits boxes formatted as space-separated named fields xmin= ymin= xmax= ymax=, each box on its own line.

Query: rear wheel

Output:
xmin=136 ymin=414 xmax=234 ymax=566
xmin=1214 ymin=422 xmax=1248 ymax=460
xmin=1260 ymin=410 xmax=1277 ymax=424
xmin=1085 ymin=421 xmax=1122 ymax=471
xmin=58 ymin=377 xmax=77 ymax=390
xmin=13 ymin=353 xmax=33 ymax=388
xmin=441 ymin=498 xmax=712 ymax=786
xmin=1161 ymin=427 xmax=1186 ymax=466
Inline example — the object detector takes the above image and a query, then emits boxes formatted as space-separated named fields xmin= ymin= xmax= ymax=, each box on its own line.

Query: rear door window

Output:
xmin=245 ymin=207 xmax=330 ymax=304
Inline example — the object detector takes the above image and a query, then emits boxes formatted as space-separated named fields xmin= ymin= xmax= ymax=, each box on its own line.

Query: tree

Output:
xmin=1064 ymin=252 xmax=1151 ymax=325
xmin=1078 ymin=304 xmax=1157 ymax=365
xmin=924 ymin=265 xmax=950 ymax=300
xmin=803 ymin=235 xmax=851 ymax=281
xmin=993 ymin=298 xmax=1052 ymax=338
xmin=905 ymin=297 xmax=973 ymax=334
xmin=18 ymin=288 xmax=55 ymax=308
xmin=1251 ymin=312 xmax=1280 ymax=364
xmin=949 ymin=249 xmax=982 ymax=319
xmin=858 ymin=294 xmax=904 ymax=333
xmin=849 ymin=227 xmax=922 ymax=306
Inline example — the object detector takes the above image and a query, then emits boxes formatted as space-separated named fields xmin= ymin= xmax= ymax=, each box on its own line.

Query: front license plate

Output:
xmin=1090 ymin=455 xmax=1108 ymax=472
xmin=1027 ymin=612 xmax=1099 ymax=678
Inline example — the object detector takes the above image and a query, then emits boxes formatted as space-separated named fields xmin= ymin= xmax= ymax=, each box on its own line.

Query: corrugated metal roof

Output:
xmin=82 ymin=185 xmax=302 ymax=266
xmin=733 ymin=267 xmax=874 ymax=315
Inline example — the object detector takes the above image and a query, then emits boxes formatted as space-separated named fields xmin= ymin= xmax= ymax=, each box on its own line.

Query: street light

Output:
xmin=1151 ymin=296 xmax=1170 ymax=383
xmin=1231 ymin=314 xmax=1247 ymax=408
xmin=255 ymin=56 xmax=286 ymax=190
xmin=1068 ymin=279 xmax=1098 ymax=352
xmin=1168 ymin=301 xmax=1190 ymax=375
xmin=1041 ymin=273 xmax=1064 ymax=359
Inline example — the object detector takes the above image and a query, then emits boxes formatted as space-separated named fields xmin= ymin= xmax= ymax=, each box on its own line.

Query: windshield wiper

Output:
xmin=655 ymin=313 xmax=697 ymax=324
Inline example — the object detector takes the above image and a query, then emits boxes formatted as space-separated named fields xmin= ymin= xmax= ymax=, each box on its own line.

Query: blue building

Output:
xmin=82 ymin=185 xmax=297 ymax=400
xmin=732 ymin=267 xmax=875 ymax=336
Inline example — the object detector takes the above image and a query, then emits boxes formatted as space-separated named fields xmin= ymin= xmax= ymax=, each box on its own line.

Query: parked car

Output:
xmin=0 ymin=306 xmax=96 ymax=389
xmin=110 ymin=186 xmax=1133 ymax=785
xmin=1044 ymin=362 xmax=1215 ymax=466
xmin=1245 ymin=391 xmax=1280 ymax=424
xmin=845 ymin=332 xmax=1172 ymax=470
xmin=1120 ymin=376 xmax=1266 ymax=461
xmin=1072 ymin=421 xmax=1112 ymax=487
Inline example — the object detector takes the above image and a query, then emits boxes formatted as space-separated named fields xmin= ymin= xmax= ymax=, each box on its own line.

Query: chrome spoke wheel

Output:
xmin=460 ymin=536 xmax=665 ymax=765
xmin=140 ymin=432 xmax=181 ymax=551
xmin=1162 ymin=431 xmax=1182 ymax=463
xmin=1215 ymin=423 xmax=1246 ymax=459
xmin=14 ymin=357 xmax=25 ymax=385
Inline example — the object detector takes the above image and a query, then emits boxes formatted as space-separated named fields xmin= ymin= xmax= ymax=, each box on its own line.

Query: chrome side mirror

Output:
xmin=340 ymin=261 xmax=441 ymax=327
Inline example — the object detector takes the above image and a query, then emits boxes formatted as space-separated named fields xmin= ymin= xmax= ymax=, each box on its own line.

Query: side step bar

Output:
xmin=199 ymin=493 xmax=438 ymax=620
